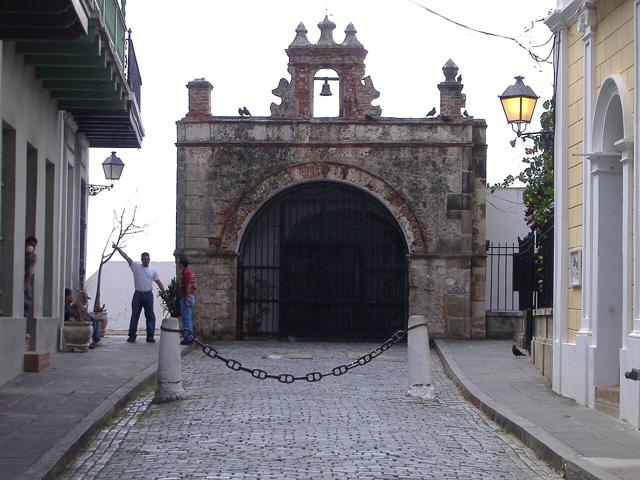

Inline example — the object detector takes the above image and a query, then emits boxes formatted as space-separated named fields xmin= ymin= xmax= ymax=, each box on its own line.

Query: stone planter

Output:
xmin=62 ymin=320 xmax=93 ymax=352
xmin=93 ymin=310 xmax=108 ymax=336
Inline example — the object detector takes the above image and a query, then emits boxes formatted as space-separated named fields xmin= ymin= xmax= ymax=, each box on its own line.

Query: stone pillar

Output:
xmin=186 ymin=78 xmax=213 ymax=119
xmin=407 ymin=315 xmax=435 ymax=400
xmin=437 ymin=59 xmax=465 ymax=118
xmin=154 ymin=317 xmax=186 ymax=403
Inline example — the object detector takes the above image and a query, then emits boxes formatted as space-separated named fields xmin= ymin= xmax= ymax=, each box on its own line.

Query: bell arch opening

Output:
xmin=237 ymin=181 xmax=408 ymax=340
xmin=313 ymin=68 xmax=340 ymax=117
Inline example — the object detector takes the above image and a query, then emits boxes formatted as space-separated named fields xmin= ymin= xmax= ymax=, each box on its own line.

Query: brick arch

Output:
xmin=215 ymin=162 xmax=428 ymax=254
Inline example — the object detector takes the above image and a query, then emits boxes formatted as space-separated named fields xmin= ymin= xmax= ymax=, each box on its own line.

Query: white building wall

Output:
xmin=0 ymin=41 xmax=86 ymax=385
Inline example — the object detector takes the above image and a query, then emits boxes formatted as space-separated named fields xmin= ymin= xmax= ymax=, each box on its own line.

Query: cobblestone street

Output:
xmin=62 ymin=342 xmax=560 ymax=479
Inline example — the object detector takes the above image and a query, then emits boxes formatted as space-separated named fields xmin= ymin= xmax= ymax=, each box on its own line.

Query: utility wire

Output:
xmin=407 ymin=0 xmax=552 ymax=64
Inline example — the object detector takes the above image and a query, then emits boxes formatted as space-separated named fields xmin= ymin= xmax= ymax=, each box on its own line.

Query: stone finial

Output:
xmin=289 ymin=22 xmax=311 ymax=47
xmin=186 ymin=78 xmax=213 ymax=119
xmin=317 ymin=15 xmax=337 ymax=46
xmin=442 ymin=59 xmax=459 ymax=82
xmin=438 ymin=60 xmax=465 ymax=118
xmin=342 ymin=22 xmax=363 ymax=47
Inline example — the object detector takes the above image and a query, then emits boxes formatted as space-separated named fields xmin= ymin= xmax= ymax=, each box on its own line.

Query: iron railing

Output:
xmin=94 ymin=0 xmax=126 ymax=68
xmin=485 ymin=241 xmax=519 ymax=312
xmin=126 ymin=29 xmax=141 ymax=109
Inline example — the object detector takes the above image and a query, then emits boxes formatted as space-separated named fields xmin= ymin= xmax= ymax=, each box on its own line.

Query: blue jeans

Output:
xmin=180 ymin=294 xmax=195 ymax=341
xmin=129 ymin=290 xmax=156 ymax=339
xmin=90 ymin=316 xmax=101 ymax=344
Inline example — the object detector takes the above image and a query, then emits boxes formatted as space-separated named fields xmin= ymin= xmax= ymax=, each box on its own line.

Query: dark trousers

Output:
xmin=128 ymin=290 xmax=156 ymax=339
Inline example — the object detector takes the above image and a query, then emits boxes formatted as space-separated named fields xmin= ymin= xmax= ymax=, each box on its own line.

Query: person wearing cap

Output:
xmin=112 ymin=244 xmax=166 ymax=343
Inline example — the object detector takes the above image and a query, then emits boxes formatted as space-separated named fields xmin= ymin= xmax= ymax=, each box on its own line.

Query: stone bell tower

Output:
xmin=176 ymin=18 xmax=487 ymax=341
xmin=270 ymin=16 xmax=381 ymax=120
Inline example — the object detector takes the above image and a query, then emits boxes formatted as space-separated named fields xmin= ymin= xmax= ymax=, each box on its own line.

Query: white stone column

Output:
xmin=154 ymin=317 xmax=186 ymax=403
xmin=616 ymin=140 xmax=634 ymax=345
xmin=574 ymin=2 xmax=597 ymax=405
xmin=634 ymin=0 xmax=640 ymax=337
xmin=407 ymin=315 xmax=434 ymax=400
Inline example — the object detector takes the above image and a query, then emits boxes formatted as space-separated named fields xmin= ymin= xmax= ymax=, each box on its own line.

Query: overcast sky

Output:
xmin=86 ymin=0 xmax=555 ymax=276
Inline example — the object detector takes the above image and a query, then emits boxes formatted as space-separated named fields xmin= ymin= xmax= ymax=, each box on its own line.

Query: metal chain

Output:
xmin=161 ymin=323 xmax=426 ymax=384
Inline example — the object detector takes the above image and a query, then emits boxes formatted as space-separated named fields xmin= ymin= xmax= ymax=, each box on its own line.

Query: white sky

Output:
xmin=86 ymin=0 xmax=556 ymax=276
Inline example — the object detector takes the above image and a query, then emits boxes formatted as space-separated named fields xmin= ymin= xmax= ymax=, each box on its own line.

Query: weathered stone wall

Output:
xmin=176 ymin=115 xmax=486 ymax=339
xmin=175 ymin=20 xmax=486 ymax=340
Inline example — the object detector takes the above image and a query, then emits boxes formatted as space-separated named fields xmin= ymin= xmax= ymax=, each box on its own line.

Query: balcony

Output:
xmin=0 ymin=0 xmax=144 ymax=148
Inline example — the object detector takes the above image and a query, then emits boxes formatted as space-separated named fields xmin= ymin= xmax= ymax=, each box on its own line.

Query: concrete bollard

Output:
xmin=153 ymin=317 xmax=186 ymax=403
xmin=407 ymin=315 xmax=435 ymax=400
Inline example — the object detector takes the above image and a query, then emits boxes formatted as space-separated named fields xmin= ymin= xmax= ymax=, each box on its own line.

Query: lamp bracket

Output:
xmin=88 ymin=184 xmax=114 ymax=196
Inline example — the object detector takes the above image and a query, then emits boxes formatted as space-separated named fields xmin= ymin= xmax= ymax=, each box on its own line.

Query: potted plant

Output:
xmin=92 ymin=207 xmax=146 ymax=335
xmin=159 ymin=277 xmax=181 ymax=318
xmin=63 ymin=299 xmax=93 ymax=353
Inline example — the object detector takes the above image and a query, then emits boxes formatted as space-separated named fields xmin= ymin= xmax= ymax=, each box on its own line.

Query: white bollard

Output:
xmin=154 ymin=317 xmax=186 ymax=403
xmin=407 ymin=315 xmax=435 ymax=400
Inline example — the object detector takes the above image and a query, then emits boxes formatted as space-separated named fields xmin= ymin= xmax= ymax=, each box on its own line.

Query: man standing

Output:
xmin=113 ymin=244 xmax=166 ymax=343
xmin=24 ymin=236 xmax=37 ymax=318
xmin=178 ymin=256 xmax=196 ymax=345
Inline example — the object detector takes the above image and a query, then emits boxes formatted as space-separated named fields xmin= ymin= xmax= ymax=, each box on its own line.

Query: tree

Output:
xmin=93 ymin=207 xmax=147 ymax=313
xmin=490 ymin=99 xmax=554 ymax=231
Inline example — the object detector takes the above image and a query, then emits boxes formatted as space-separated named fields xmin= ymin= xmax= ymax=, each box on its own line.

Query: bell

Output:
xmin=319 ymin=78 xmax=332 ymax=96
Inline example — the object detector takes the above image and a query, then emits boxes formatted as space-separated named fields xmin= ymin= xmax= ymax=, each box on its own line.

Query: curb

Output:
xmin=434 ymin=340 xmax=620 ymax=480
xmin=22 ymin=344 xmax=193 ymax=480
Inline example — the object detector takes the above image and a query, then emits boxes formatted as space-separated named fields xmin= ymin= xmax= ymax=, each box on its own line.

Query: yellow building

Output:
xmin=547 ymin=0 xmax=640 ymax=428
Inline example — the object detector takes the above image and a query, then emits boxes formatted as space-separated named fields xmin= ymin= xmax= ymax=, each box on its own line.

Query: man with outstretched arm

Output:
xmin=113 ymin=244 xmax=166 ymax=343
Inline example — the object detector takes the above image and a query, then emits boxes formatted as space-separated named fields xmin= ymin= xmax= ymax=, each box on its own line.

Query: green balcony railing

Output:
xmin=94 ymin=0 xmax=126 ymax=68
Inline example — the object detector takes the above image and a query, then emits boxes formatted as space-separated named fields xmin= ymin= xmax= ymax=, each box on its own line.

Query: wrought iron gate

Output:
xmin=238 ymin=182 xmax=408 ymax=339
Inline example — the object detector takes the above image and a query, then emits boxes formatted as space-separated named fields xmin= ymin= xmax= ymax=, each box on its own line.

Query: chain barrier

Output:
xmin=161 ymin=322 xmax=426 ymax=384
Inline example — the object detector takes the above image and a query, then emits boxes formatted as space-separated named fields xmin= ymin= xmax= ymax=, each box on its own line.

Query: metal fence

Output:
xmin=485 ymin=241 xmax=519 ymax=312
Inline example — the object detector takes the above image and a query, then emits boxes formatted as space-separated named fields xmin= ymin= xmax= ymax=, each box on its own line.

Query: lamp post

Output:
xmin=499 ymin=76 xmax=553 ymax=149
xmin=88 ymin=152 xmax=125 ymax=196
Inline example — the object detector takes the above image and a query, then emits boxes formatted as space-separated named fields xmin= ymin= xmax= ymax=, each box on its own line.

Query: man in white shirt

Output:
xmin=113 ymin=244 xmax=166 ymax=343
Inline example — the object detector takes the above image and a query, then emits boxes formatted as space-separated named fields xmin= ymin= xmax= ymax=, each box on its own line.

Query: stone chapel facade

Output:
xmin=175 ymin=17 xmax=487 ymax=340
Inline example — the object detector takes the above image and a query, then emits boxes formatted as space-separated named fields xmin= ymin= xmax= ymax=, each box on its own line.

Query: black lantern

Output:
xmin=102 ymin=151 xmax=125 ymax=181
xmin=499 ymin=76 xmax=539 ymax=135
xmin=88 ymin=152 xmax=125 ymax=196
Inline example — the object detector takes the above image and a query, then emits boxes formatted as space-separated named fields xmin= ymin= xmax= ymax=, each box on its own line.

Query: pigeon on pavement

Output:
xmin=512 ymin=344 xmax=526 ymax=358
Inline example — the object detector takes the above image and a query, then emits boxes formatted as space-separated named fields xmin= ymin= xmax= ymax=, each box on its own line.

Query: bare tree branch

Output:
xmin=93 ymin=207 xmax=148 ymax=312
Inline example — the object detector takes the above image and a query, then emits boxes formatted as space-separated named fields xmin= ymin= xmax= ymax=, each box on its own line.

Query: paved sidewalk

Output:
xmin=0 ymin=335 xmax=162 ymax=480
xmin=436 ymin=340 xmax=640 ymax=480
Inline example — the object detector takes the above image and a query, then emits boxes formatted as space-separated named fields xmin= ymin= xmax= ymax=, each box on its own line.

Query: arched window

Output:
xmin=313 ymin=69 xmax=339 ymax=117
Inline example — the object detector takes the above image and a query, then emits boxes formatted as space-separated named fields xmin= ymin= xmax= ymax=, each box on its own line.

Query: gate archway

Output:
xmin=237 ymin=181 xmax=408 ymax=339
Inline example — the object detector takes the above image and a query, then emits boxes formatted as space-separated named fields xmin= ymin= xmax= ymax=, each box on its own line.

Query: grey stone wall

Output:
xmin=176 ymin=115 xmax=486 ymax=339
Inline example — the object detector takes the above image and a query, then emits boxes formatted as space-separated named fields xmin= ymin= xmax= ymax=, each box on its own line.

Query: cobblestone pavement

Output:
xmin=62 ymin=342 xmax=561 ymax=479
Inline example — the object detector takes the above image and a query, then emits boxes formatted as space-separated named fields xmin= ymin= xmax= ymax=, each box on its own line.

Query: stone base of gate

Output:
xmin=485 ymin=311 xmax=525 ymax=339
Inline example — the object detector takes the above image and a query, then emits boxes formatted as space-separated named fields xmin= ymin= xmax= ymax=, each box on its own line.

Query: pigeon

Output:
xmin=463 ymin=110 xmax=471 ymax=118
xmin=238 ymin=107 xmax=244 ymax=116
xmin=439 ymin=114 xmax=451 ymax=122
xmin=241 ymin=106 xmax=251 ymax=117
xmin=426 ymin=107 xmax=436 ymax=117
xmin=456 ymin=74 xmax=462 ymax=83
xmin=364 ymin=113 xmax=378 ymax=121
xmin=512 ymin=344 xmax=526 ymax=358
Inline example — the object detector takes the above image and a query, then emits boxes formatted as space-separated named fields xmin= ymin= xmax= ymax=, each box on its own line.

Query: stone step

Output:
xmin=594 ymin=385 xmax=619 ymax=418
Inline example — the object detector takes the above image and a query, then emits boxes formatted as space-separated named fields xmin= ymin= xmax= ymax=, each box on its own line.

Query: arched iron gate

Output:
xmin=237 ymin=182 xmax=408 ymax=340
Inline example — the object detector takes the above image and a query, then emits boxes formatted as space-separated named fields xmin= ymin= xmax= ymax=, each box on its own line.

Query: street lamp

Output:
xmin=499 ymin=76 xmax=539 ymax=135
xmin=88 ymin=151 xmax=125 ymax=196
xmin=88 ymin=152 xmax=124 ymax=196
xmin=499 ymin=76 xmax=553 ymax=149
